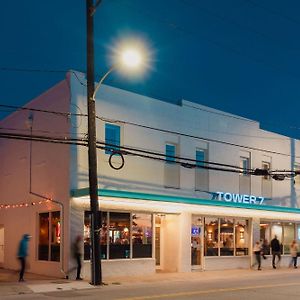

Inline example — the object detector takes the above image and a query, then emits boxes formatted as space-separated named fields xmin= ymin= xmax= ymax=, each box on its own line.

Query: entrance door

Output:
xmin=0 ymin=226 xmax=4 ymax=267
xmin=191 ymin=216 xmax=202 ymax=268
xmin=155 ymin=215 xmax=162 ymax=267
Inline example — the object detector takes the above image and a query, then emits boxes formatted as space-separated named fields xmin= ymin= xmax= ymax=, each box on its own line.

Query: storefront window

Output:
xmin=283 ymin=223 xmax=295 ymax=254
xmin=205 ymin=217 xmax=249 ymax=257
xmin=260 ymin=221 xmax=271 ymax=254
xmin=260 ymin=221 xmax=298 ymax=255
xmin=205 ymin=218 xmax=218 ymax=256
xmin=235 ymin=220 xmax=249 ymax=256
xmin=132 ymin=213 xmax=152 ymax=258
xmin=38 ymin=211 xmax=60 ymax=261
xmin=109 ymin=212 xmax=130 ymax=259
xmin=84 ymin=211 xmax=108 ymax=260
xmin=220 ymin=218 xmax=234 ymax=256
xmin=84 ymin=211 xmax=154 ymax=260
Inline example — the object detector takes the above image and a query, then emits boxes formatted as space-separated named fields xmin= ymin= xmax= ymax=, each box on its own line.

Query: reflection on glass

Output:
xmin=38 ymin=211 xmax=60 ymax=262
xmin=50 ymin=211 xmax=60 ymax=261
xmin=132 ymin=213 xmax=152 ymax=258
xmin=283 ymin=223 xmax=295 ymax=254
xmin=205 ymin=218 xmax=218 ymax=256
xmin=38 ymin=213 xmax=49 ymax=261
xmin=191 ymin=216 xmax=202 ymax=265
xmin=260 ymin=221 xmax=271 ymax=255
xmin=235 ymin=219 xmax=249 ymax=256
xmin=84 ymin=211 xmax=107 ymax=260
xmin=271 ymin=224 xmax=283 ymax=244
xmin=109 ymin=212 xmax=130 ymax=259
xmin=220 ymin=218 xmax=234 ymax=256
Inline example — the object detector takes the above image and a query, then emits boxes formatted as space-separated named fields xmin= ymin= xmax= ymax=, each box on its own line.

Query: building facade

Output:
xmin=1 ymin=71 xmax=300 ymax=279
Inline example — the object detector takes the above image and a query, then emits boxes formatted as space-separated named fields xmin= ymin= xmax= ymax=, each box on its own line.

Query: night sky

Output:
xmin=1 ymin=0 xmax=300 ymax=139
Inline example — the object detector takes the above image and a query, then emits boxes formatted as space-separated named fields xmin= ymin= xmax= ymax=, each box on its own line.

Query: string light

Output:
xmin=0 ymin=199 xmax=51 ymax=210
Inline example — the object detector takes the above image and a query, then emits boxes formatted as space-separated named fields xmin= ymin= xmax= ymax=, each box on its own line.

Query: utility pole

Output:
xmin=86 ymin=0 xmax=102 ymax=285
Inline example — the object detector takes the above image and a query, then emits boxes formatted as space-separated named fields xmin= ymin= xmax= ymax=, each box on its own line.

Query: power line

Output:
xmin=0 ymin=131 xmax=297 ymax=179
xmin=0 ymin=104 xmax=87 ymax=118
xmin=1 ymin=101 xmax=300 ymax=158
xmin=96 ymin=115 xmax=300 ymax=159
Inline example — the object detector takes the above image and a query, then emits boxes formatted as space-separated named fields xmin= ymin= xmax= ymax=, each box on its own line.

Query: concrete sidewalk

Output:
xmin=0 ymin=266 xmax=299 ymax=296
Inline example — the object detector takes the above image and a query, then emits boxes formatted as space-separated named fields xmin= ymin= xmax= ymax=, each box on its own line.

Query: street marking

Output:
xmin=118 ymin=282 xmax=300 ymax=300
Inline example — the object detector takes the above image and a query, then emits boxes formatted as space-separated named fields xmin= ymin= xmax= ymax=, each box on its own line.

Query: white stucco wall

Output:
xmin=69 ymin=72 xmax=300 ymax=209
xmin=0 ymin=77 xmax=72 ymax=277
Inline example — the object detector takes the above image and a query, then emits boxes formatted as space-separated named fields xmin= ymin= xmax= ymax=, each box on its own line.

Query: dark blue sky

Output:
xmin=1 ymin=0 xmax=300 ymax=138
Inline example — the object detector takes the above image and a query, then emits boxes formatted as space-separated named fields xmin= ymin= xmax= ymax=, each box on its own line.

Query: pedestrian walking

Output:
xmin=270 ymin=235 xmax=281 ymax=269
xmin=17 ymin=234 xmax=31 ymax=282
xmin=72 ymin=235 xmax=83 ymax=280
xmin=253 ymin=241 xmax=262 ymax=270
xmin=289 ymin=239 xmax=298 ymax=269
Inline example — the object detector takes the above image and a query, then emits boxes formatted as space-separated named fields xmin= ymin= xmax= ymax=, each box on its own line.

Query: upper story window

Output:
xmin=105 ymin=123 xmax=120 ymax=154
xmin=262 ymin=161 xmax=271 ymax=180
xmin=240 ymin=157 xmax=250 ymax=176
xmin=294 ymin=163 xmax=300 ymax=185
xmin=196 ymin=149 xmax=205 ymax=167
xmin=165 ymin=144 xmax=176 ymax=164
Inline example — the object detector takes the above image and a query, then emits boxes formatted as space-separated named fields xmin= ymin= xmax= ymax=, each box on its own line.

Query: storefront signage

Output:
xmin=216 ymin=191 xmax=264 ymax=205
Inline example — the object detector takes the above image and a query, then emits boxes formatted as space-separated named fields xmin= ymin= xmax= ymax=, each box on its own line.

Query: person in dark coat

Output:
xmin=270 ymin=235 xmax=281 ymax=269
xmin=17 ymin=234 xmax=31 ymax=282
xmin=73 ymin=235 xmax=83 ymax=280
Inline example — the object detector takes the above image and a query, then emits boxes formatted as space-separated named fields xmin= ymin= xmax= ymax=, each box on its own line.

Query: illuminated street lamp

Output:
xmin=93 ymin=48 xmax=145 ymax=100
xmin=86 ymin=1 xmax=147 ymax=286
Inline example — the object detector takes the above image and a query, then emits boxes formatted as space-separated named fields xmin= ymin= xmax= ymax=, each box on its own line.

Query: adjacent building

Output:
xmin=1 ymin=71 xmax=300 ymax=279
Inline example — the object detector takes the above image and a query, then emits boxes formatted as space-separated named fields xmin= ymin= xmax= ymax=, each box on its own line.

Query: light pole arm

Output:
xmin=92 ymin=65 xmax=117 ymax=100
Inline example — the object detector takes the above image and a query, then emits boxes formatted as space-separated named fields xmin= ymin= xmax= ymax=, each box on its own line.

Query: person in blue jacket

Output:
xmin=17 ymin=234 xmax=31 ymax=282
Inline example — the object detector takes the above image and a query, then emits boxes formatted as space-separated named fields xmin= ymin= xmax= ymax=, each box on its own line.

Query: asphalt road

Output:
xmin=1 ymin=269 xmax=300 ymax=300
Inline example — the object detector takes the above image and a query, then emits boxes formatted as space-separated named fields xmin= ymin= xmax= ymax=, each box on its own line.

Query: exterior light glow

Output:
xmin=121 ymin=49 xmax=142 ymax=68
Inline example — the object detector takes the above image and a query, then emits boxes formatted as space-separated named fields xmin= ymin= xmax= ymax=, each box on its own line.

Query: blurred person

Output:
xmin=270 ymin=235 xmax=281 ymax=269
xmin=72 ymin=235 xmax=83 ymax=280
xmin=17 ymin=234 xmax=31 ymax=282
xmin=253 ymin=241 xmax=262 ymax=270
xmin=289 ymin=239 xmax=298 ymax=269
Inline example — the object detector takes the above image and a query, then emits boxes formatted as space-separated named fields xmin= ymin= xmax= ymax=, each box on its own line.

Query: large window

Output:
xmin=260 ymin=221 xmax=297 ymax=255
xmin=83 ymin=212 xmax=107 ymax=260
xmin=132 ymin=213 xmax=152 ymax=258
xmin=84 ymin=211 xmax=153 ymax=260
xmin=38 ymin=211 xmax=60 ymax=261
xmin=205 ymin=217 xmax=249 ymax=256
xmin=105 ymin=123 xmax=120 ymax=154
xmin=109 ymin=212 xmax=130 ymax=259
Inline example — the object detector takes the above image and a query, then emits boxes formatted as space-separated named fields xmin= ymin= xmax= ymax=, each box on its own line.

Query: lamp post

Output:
xmin=86 ymin=0 xmax=145 ymax=286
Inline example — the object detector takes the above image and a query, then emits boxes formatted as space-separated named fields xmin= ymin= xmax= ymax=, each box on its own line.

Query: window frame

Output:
xmin=37 ymin=211 xmax=61 ymax=262
xmin=84 ymin=211 xmax=154 ymax=261
xmin=105 ymin=123 xmax=121 ymax=155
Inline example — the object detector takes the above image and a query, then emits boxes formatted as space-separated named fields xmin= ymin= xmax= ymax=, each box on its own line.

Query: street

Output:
xmin=1 ymin=268 xmax=300 ymax=300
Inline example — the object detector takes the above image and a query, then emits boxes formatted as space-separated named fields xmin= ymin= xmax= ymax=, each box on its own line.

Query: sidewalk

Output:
xmin=0 ymin=266 xmax=299 ymax=296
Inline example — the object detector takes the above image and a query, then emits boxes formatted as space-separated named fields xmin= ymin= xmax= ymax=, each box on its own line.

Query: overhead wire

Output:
xmin=0 ymin=131 xmax=297 ymax=179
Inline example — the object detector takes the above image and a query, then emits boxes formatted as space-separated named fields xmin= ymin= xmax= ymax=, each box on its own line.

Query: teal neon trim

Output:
xmin=70 ymin=188 xmax=300 ymax=214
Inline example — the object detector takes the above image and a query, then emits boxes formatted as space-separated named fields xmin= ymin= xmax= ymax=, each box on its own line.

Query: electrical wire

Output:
xmin=0 ymin=131 xmax=297 ymax=179
xmin=96 ymin=115 xmax=300 ymax=159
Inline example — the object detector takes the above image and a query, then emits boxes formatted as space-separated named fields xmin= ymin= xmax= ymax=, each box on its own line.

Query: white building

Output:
xmin=1 ymin=71 xmax=300 ymax=279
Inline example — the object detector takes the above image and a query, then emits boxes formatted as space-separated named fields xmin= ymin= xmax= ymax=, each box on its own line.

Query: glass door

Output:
xmin=155 ymin=215 xmax=162 ymax=267
xmin=191 ymin=216 xmax=202 ymax=268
